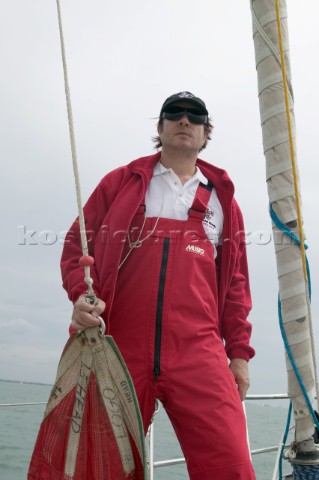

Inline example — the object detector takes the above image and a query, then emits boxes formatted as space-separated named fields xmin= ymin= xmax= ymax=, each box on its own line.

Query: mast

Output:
xmin=249 ymin=0 xmax=319 ymax=473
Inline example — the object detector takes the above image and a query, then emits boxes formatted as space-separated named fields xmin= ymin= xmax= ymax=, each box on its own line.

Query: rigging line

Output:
xmin=250 ymin=0 xmax=294 ymax=100
xmin=275 ymin=0 xmax=319 ymax=412
xmin=56 ymin=0 xmax=94 ymax=296
xmin=274 ymin=0 xmax=306 ymax=281
xmin=278 ymin=294 xmax=319 ymax=433
xmin=270 ymin=205 xmax=319 ymax=423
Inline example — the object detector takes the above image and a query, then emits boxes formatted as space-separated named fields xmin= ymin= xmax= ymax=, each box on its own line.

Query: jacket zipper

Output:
xmin=154 ymin=237 xmax=170 ymax=380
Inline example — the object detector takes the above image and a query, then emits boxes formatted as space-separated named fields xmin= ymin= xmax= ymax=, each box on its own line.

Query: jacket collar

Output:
xmin=127 ymin=152 xmax=234 ymax=199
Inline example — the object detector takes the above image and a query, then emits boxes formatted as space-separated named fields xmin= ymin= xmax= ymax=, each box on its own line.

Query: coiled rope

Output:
xmin=293 ymin=465 xmax=319 ymax=480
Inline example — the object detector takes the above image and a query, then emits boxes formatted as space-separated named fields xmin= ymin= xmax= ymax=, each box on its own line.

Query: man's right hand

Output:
xmin=71 ymin=295 xmax=106 ymax=330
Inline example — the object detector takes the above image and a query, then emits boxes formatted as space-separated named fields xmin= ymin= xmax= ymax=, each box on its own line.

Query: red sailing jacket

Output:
xmin=61 ymin=152 xmax=255 ymax=361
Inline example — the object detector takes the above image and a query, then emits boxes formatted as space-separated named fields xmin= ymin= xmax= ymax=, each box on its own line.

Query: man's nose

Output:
xmin=179 ymin=113 xmax=189 ymax=124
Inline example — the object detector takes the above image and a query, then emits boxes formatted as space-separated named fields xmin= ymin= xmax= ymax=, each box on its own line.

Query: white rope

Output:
xmin=56 ymin=0 xmax=94 ymax=296
xmin=250 ymin=0 xmax=294 ymax=100
xmin=119 ymin=178 xmax=167 ymax=269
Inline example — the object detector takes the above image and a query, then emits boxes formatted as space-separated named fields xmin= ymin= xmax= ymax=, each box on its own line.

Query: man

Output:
xmin=61 ymin=91 xmax=256 ymax=479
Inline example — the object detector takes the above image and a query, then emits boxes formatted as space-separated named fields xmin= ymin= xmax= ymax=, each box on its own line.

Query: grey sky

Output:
xmin=1 ymin=0 xmax=318 ymax=400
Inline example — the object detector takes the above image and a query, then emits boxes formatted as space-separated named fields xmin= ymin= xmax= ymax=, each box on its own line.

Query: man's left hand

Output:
xmin=229 ymin=358 xmax=250 ymax=401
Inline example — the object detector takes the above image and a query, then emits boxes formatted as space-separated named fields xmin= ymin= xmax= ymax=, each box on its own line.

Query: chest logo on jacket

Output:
xmin=185 ymin=245 xmax=205 ymax=256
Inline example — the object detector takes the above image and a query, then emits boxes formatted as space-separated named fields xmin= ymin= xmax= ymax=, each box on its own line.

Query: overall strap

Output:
xmin=188 ymin=182 xmax=213 ymax=221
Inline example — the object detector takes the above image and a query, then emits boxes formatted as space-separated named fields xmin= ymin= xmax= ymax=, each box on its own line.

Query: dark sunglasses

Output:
xmin=162 ymin=106 xmax=208 ymax=125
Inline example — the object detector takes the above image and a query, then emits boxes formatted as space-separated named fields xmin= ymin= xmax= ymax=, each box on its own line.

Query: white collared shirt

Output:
xmin=145 ymin=162 xmax=223 ymax=257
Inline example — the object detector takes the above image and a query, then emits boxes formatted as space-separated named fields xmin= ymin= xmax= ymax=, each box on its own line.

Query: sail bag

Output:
xmin=28 ymin=327 xmax=147 ymax=480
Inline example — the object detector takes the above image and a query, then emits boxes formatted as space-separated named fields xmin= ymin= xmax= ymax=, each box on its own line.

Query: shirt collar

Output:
xmin=154 ymin=161 xmax=208 ymax=185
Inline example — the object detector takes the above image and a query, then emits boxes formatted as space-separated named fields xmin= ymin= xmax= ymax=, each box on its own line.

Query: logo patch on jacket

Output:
xmin=203 ymin=208 xmax=216 ymax=229
xmin=185 ymin=245 xmax=205 ymax=256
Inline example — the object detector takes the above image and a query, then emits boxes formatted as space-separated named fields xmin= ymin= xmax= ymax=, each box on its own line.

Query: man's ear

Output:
xmin=200 ymin=128 xmax=209 ymax=151
xmin=157 ymin=123 xmax=163 ymax=134
xmin=204 ymin=127 xmax=209 ymax=142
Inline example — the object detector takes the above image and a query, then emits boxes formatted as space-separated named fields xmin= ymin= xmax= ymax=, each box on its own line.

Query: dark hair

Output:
xmin=152 ymin=116 xmax=214 ymax=152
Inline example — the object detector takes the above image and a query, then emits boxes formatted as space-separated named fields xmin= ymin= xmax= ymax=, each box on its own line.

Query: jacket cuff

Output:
xmin=227 ymin=345 xmax=255 ymax=362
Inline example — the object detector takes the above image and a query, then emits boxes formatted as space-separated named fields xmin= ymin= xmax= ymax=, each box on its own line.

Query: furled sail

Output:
xmin=250 ymin=0 xmax=319 ymax=466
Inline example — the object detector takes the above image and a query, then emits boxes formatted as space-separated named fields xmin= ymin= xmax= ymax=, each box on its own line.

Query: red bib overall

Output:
xmin=110 ymin=183 xmax=255 ymax=480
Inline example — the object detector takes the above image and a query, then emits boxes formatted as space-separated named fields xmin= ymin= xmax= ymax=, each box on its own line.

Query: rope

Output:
xmin=293 ymin=464 xmax=319 ymax=479
xmin=119 ymin=169 xmax=168 ymax=269
xmin=270 ymin=205 xmax=317 ymax=427
xmin=274 ymin=0 xmax=307 ymax=282
xmin=56 ymin=0 xmax=94 ymax=297
xmin=271 ymin=206 xmax=319 ymax=478
xmin=274 ymin=0 xmax=319 ymax=415
xmin=277 ymin=293 xmax=319 ymax=427
xmin=250 ymin=0 xmax=294 ymax=101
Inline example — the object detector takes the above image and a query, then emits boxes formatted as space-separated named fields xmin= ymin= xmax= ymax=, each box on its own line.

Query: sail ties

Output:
xmin=250 ymin=1 xmax=294 ymax=100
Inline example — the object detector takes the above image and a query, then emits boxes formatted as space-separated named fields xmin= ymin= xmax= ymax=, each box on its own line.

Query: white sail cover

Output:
xmin=250 ymin=0 xmax=316 ymax=443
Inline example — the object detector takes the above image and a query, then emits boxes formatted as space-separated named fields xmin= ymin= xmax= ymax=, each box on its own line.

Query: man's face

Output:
xmin=158 ymin=102 xmax=208 ymax=153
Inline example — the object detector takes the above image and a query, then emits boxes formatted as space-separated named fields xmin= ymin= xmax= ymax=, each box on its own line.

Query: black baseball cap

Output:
xmin=160 ymin=91 xmax=208 ymax=116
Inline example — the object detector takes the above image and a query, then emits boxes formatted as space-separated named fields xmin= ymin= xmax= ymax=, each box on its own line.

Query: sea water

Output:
xmin=0 ymin=379 xmax=293 ymax=480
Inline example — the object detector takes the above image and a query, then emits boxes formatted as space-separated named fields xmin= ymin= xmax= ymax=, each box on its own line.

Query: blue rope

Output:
xmin=269 ymin=204 xmax=312 ymax=300
xmin=278 ymin=295 xmax=319 ymax=478
xmin=278 ymin=295 xmax=319 ymax=429
xmin=269 ymin=204 xmax=308 ymax=248
xmin=293 ymin=464 xmax=319 ymax=479
xmin=269 ymin=204 xmax=319 ymax=478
